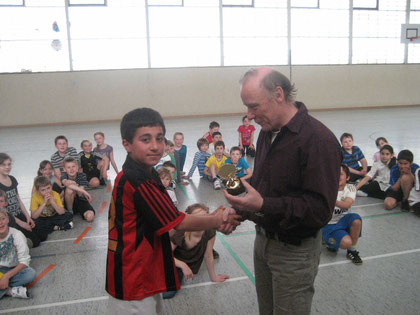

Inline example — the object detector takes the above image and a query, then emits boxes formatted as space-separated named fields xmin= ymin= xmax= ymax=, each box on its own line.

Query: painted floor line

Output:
xmin=182 ymin=276 xmax=249 ymax=289
xmin=2 ymin=248 xmax=419 ymax=313
xmin=353 ymin=202 xmax=384 ymax=209
xmin=99 ymin=201 xmax=108 ymax=214
xmin=43 ymin=234 xmax=107 ymax=244
xmin=27 ymin=264 xmax=55 ymax=289
xmin=73 ymin=227 xmax=92 ymax=244
xmin=0 ymin=296 xmax=109 ymax=314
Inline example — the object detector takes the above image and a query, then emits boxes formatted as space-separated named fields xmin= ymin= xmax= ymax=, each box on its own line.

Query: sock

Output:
xmin=348 ymin=245 xmax=357 ymax=253
xmin=5 ymin=288 xmax=12 ymax=296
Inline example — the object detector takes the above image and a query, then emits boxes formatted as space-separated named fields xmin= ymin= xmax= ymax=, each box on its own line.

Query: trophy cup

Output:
xmin=218 ymin=164 xmax=245 ymax=196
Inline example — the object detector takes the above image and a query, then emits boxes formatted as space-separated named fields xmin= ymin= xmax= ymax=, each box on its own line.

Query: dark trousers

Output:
xmin=11 ymin=213 xmax=48 ymax=247
xmin=34 ymin=212 xmax=73 ymax=235
xmin=360 ymin=181 xmax=386 ymax=200
xmin=241 ymin=145 xmax=255 ymax=157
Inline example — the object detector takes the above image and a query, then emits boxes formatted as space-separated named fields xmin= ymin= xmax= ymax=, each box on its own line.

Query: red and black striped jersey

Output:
xmin=106 ymin=155 xmax=185 ymax=301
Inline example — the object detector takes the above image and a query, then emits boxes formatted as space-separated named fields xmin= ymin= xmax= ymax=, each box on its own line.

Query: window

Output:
xmin=223 ymin=0 xmax=288 ymax=66
xmin=352 ymin=0 xmax=406 ymax=64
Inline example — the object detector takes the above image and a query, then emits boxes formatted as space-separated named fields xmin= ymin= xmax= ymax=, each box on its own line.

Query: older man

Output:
xmin=225 ymin=67 xmax=342 ymax=314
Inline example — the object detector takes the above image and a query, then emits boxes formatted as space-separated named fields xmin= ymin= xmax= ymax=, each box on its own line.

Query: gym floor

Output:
xmin=0 ymin=105 xmax=419 ymax=314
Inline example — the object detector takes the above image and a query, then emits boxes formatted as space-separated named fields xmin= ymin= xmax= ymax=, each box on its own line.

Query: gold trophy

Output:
xmin=218 ymin=164 xmax=245 ymax=196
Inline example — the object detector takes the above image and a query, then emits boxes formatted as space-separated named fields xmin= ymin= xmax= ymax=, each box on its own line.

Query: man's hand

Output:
xmin=217 ymin=208 xmax=241 ymax=235
xmin=224 ymin=178 xmax=263 ymax=212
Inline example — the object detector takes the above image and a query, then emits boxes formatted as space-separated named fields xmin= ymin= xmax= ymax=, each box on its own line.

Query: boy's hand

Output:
xmin=28 ymin=218 xmax=36 ymax=228
xmin=211 ymin=274 xmax=230 ymax=283
xmin=400 ymin=166 xmax=411 ymax=175
xmin=217 ymin=208 xmax=241 ymax=235
xmin=0 ymin=275 xmax=10 ymax=290
xmin=239 ymin=145 xmax=243 ymax=150
xmin=19 ymin=221 xmax=32 ymax=232
xmin=181 ymin=264 xmax=194 ymax=281
xmin=250 ymin=144 xmax=255 ymax=150
xmin=83 ymin=191 xmax=92 ymax=202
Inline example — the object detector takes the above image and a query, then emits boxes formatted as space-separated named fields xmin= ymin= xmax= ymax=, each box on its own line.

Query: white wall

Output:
xmin=1 ymin=64 xmax=419 ymax=127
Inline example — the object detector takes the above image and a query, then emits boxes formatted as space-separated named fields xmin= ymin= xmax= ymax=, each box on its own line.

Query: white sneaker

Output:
xmin=356 ymin=190 xmax=368 ymax=197
xmin=11 ymin=286 xmax=30 ymax=299
xmin=214 ymin=179 xmax=222 ymax=190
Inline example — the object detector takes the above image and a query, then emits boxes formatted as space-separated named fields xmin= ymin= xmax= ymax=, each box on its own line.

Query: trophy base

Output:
xmin=227 ymin=183 xmax=245 ymax=196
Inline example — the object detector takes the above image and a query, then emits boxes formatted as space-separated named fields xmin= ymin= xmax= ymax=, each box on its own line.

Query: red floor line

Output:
xmin=73 ymin=227 xmax=92 ymax=245
xmin=27 ymin=264 xmax=55 ymax=289
xmin=99 ymin=201 xmax=107 ymax=214
xmin=107 ymin=184 xmax=111 ymax=193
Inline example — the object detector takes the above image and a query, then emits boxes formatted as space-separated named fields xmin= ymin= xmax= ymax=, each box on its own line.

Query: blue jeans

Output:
xmin=0 ymin=266 xmax=36 ymax=299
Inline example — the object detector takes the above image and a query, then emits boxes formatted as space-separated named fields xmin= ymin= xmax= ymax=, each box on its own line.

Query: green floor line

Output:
xmin=223 ymin=231 xmax=256 ymax=237
xmin=362 ymin=211 xmax=410 ymax=219
xmin=177 ymin=183 xmax=192 ymax=201
xmin=217 ymin=233 xmax=255 ymax=285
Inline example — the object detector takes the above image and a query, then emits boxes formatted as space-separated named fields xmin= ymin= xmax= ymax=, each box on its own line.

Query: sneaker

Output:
xmin=11 ymin=286 xmax=30 ymax=299
xmin=356 ymin=190 xmax=368 ymax=197
xmin=327 ymin=246 xmax=338 ymax=253
xmin=347 ymin=250 xmax=363 ymax=264
xmin=401 ymin=200 xmax=410 ymax=212
xmin=213 ymin=179 xmax=222 ymax=190
xmin=59 ymin=221 xmax=73 ymax=231
xmin=213 ymin=249 xmax=220 ymax=259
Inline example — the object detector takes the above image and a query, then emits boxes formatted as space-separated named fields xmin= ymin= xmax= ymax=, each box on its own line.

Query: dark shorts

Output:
xmin=52 ymin=182 xmax=63 ymax=194
xmin=322 ymin=213 xmax=362 ymax=250
xmin=72 ymin=196 xmax=95 ymax=219
xmin=85 ymin=170 xmax=100 ymax=182
xmin=385 ymin=189 xmax=404 ymax=202
xmin=360 ymin=180 xmax=386 ymax=200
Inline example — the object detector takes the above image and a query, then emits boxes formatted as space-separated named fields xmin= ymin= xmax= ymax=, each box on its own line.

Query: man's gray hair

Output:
xmin=240 ymin=68 xmax=297 ymax=103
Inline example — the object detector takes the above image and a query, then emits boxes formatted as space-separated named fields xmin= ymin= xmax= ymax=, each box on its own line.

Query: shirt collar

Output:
xmin=123 ymin=155 xmax=158 ymax=181
xmin=282 ymin=101 xmax=308 ymax=134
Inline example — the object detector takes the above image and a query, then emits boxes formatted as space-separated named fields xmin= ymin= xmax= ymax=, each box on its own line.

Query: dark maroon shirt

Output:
xmin=239 ymin=102 xmax=342 ymax=239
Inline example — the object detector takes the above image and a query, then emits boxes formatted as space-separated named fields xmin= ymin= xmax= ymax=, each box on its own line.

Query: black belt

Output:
xmin=255 ymin=225 xmax=316 ymax=246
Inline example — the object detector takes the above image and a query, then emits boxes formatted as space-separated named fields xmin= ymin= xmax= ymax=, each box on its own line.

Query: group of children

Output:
xmin=0 ymin=132 xmax=118 ymax=300
xmin=323 ymin=133 xmax=420 ymax=266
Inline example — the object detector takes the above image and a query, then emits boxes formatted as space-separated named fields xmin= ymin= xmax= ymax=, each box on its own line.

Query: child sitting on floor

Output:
xmin=163 ymin=203 xmax=230 ymax=299
xmin=238 ymin=115 xmax=256 ymax=157
xmin=202 ymin=121 xmax=220 ymax=144
xmin=340 ymin=133 xmax=368 ymax=182
xmin=384 ymin=150 xmax=419 ymax=211
xmin=408 ymin=168 xmax=420 ymax=216
xmin=372 ymin=137 xmax=389 ymax=163
xmin=93 ymin=131 xmax=119 ymax=174
xmin=204 ymin=141 xmax=228 ymax=190
xmin=356 ymin=145 xmax=396 ymax=199
xmin=322 ymin=165 xmax=363 ymax=264
xmin=185 ymin=138 xmax=211 ymax=180
xmin=224 ymin=146 xmax=253 ymax=181
xmin=157 ymin=167 xmax=178 ymax=206
xmin=30 ymin=176 xmax=73 ymax=233
xmin=61 ymin=157 xmax=95 ymax=222
xmin=173 ymin=132 xmax=187 ymax=174
xmin=0 ymin=208 xmax=36 ymax=300
xmin=207 ymin=132 xmax=229 ymax=157
xmin=32 ymin=160 xmax=63 ymax=197
xmin=79 ymin=140 xmax=108 ymax=187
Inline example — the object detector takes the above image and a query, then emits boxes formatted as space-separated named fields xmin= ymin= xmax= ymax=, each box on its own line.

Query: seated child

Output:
xmin=185 ymin=138 xmax=211 ymax=179
xmin=238 ymin=115 xmax=256 ymax=157
xmin=163 ymin=161 xmax=177 ymax=189
xmin=30 ymin=176 xmax=73 ymax=233
xmin=204 ymin=141 xmax=228 ymax=190
xmin=79 ymin=140 xmax=108 ymax=187
xmin=93 ymin=131 xmax=119 ymax=174
xmin=322 ymin=165 xmax=363 ymax=264
xmin=166 ymin=144 xmax=189 ymax=186
xmin=163 ymin=203 xmax=229 ymax=299
xmin=340 ymin=133 xmax=368 ymax=182
xmin=207 ymin=132 xmax=229 ymax=157
xmin=384 ymin=150 xmax=419 ymax=211
xmin=157 ymin=167 xmax=178 ymax=206
xmin=356 ymin=145 xmax=396 ymax=199
xmin=31 ymin=160 xmax=63 ymax=196
xmin=154 ymin=138 xmax=172 ymax=170
xmin=61 ymin=157 xmax=95 ymax=222
xmin=0 ymin=153 xmax=47 ymax=248
xmin=0 ymin=208 xmax=36 ymax=300
xmin=224 ymin=146 xmax=253 ymax=181
xmin=372 ymin=137 xmax=389 ymax=163
xmin=408 ymin=168 xmax=420 ymax=216
xmin=202 ymin=121 xmax=220 ymax=144
xmin=173 ymin=132 xmax=187 ymax=173
xmin=50 ymin=135 xmax=80 ymax=181
xmin=105 ymin=108 xmax=240 ymax=313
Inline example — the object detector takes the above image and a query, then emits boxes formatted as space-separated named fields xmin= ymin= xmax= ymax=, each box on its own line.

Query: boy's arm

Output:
xmin=30 ymin=196 xmax=46 ymax=219
xmin=241 ymin=167 xmax=253 ymax=181
xmin=62 ymin=179 xmax=92 ymax=201
xmin=54 ymin=168 xmax=62 ymax=181
xmin=356 ymin=175 xmax=371 ymax=190
xmin=187 ymin=152 xmax=200 ymax=178
xmin=49 ymin=194 xmax=66 ymax=215
xmin=109 ymin=151 xmax=119 ymax=173
xmin=250 ymin=130 xmax=255 ymax=149
xmin=360 ymin=158 xmax=368 ymax=175
xmin=0 ymin=264 xmax=28 ymax=290
xmin=17 ymin=194 xmax=34 ymax=227
xmin=238 ymin=132 xmax=243 ymax=149
xmin=204 ymin=236 xmax=229 ymax=282
xmin=336 ymin=197 xmax=354 ymax=209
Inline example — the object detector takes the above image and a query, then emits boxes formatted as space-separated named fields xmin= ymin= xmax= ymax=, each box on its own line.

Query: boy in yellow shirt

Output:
xmin=30 ymin=176 xmax=73 ymax=235
xmin=204 ymin=141 xmax=228 ymax=190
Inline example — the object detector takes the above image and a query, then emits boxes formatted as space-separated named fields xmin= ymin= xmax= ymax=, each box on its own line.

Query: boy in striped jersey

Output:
xmin=106 ymin=108 xmax=240 ymax=314
xmin=322 ymin=165 xmax=363 ymax=264
xmin=185 ymin=138 xmax=210 ymax=180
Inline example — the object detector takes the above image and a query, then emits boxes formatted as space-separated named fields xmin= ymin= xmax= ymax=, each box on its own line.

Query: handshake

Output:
xmin=211 ymin=206 xmax=241 ymax=235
